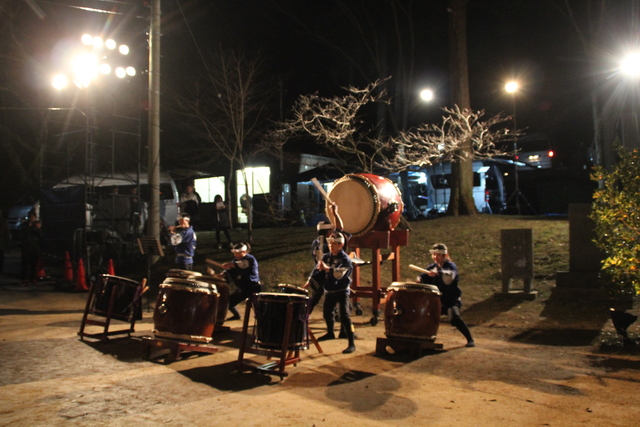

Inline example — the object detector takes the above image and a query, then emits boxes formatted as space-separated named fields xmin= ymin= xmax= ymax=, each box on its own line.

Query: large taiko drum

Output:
xmin=326 ymin=173 xmax=404 ymax=236
xmin=384 ymin=282 xmax=441 ymax=341
xmin=92 ymin=274 xmax=141 ymax=322
xmin=153 ymin=277 xmax=219 ymax=343
xmin=254 ymin=293 xmax=310 ymax=350
xmin=197 ymin=275 xmax=230 ymax=329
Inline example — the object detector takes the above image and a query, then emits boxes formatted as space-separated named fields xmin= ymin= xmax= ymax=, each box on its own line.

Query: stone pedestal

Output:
xmin=500 ymin=228 xmax=537 ymax=298
xmin=556 ymin=203 xmax=605 ymax=289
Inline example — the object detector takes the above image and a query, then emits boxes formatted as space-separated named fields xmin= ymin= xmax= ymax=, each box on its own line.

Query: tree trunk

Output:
xmin=447 ymin=0 xmax=476 ymax=216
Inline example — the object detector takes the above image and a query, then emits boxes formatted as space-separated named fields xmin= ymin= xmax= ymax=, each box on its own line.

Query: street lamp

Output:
xmin=621 ymin=52 xmax=640 ymax=77
xmin=420 ymin=88 xmax=434 ymax=102
xmin=504 ymin=80 xmax=533 ymax=215
xmin=51 ymin=35 xmax=136 ymax=90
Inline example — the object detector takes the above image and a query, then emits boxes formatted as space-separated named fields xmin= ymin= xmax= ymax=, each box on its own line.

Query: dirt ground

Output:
xmin=1 ymin=264 xmax=640 ymax=427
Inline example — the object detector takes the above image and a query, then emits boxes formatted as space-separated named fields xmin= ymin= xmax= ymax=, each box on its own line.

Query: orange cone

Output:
xmin=107 ymin=259 xmax=115 ymax=276
xmin=63 ymin=252 xmax=74 ymax=282
xmin=75 ymin=258 xmax=89 ymax=291
xmin=36 ymin=257 xmax=46 ymax=279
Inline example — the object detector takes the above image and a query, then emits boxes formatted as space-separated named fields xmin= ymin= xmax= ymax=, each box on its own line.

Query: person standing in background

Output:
xmin=20 ymin=209 xmax=42 ymax=285
xmin=213 ymin=194 xmax=232 ymax=249
xmin=180 ymin=185 xmax=201 ymax=228
xmin=0 ymin=210 xmax=11 ymax=275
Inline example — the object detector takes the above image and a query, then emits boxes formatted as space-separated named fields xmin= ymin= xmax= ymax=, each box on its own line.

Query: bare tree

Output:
xmin=379 ymin=105 xmax=512 ymax=171
xmin=273 ymin=78 xmax=391 ymax=173
xmin=172 ymin=49 xmax=275 ymax=241
xmin=275 ymin=81 xmax=511 ymax=182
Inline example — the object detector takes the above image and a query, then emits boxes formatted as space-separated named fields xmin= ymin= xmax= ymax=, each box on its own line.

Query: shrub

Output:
xmin=590 ymin=145 xmax=640 ymax=295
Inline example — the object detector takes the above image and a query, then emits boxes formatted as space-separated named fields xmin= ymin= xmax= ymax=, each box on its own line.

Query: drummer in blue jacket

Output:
xmin=417 ymin=243 xmax=475 ymax=347
xmin=222 ymin=242 xmax=261 ymax=321
xmin=307 ymin=232 xmax=356 ymax=354
xmin=168 ymin=214 xmax=196 ymax=271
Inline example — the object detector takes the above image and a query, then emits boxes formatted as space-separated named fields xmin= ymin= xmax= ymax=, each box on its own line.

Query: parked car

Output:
xmin=515 ymin=134 xmax=555 ymax=170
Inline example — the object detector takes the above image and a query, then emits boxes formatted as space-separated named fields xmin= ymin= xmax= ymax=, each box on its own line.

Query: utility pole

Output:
xmin=147 ymin=0 xmax=161 ymax=254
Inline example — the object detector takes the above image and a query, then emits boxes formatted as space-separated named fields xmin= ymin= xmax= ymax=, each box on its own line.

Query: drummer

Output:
xmin=417 ymin=243 xmax=475 ymax=348
xmin=307 ymin=232 xmax=356 ymax=354
xmin=168 ymin=214 xmax=196 ymax=271
xmin=307 ymin=202 xmax=350 ymax=311
xmin=222 ymin=242 xmax=261 ymax=321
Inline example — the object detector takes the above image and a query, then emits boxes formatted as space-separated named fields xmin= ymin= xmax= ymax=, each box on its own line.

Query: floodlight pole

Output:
xmin=512 ymin=99 xmax=521 ymax=215
xmin=147 ymin=0 xmax=161 ymax=260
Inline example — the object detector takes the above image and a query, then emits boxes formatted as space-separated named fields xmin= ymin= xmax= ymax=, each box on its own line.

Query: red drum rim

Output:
xmin=388 ymin=282 xmax=441 ymax=294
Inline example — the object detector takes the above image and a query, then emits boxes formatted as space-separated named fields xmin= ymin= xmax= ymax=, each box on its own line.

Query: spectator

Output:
xmin=20 ymin=209 xmax=42 ymax=285
xmin=213 ymin=194 xmax=232 ymax=249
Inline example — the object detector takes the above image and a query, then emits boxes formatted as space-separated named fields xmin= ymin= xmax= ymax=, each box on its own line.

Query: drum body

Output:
xmin=326 ymin=173 xmax=404 ymax=236
xmin=93 ymin=274 xmax=141 ymax=321
xmin=153 ymin=278 xmax=219 ymax=343
xmin=197 ymin=275 xmax=230 ymax=328
xmin=254 ymin=293 xmax=309 ymax=350
xmin=384 ymin=282 xmax=441 ymax=341
xmin=277 ymin=284 xmax=310 ymax=297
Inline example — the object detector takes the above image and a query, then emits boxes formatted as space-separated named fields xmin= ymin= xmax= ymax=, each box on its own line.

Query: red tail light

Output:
xmin=548 ymin=150 xmax=554 ymax=157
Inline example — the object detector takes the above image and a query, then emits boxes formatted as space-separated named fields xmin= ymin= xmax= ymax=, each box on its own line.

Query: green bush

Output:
xmin=591 ymin=146 xmax=640 ymax=295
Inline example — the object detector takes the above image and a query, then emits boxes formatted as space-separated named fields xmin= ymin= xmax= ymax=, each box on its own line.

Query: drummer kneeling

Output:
xmin=307 ymin=232 xmax=356 ymax=354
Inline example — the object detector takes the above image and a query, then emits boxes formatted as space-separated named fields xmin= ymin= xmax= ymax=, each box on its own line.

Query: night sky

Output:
xmin=2 ymin=0 xmax=638 ymax=207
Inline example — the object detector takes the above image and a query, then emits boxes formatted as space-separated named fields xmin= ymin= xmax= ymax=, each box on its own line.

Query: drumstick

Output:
xmin=311 ymin=177 xmax=333 ymax=205
xmin=409 ymin=264 xmax=431 ymax=274
xmin=205 ymin=258 xmax=225 ymax=269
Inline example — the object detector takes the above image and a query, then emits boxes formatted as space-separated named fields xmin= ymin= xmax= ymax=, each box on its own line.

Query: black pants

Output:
xmin=228 ymin=283 xmax=262 ymax=311
xmin=444 ymin=304 xmax=473 ymax=342
xmin=215 ymin=227 xmax=231 ymax=246
xmin=323 ymin=289 xmax=353 ymax=334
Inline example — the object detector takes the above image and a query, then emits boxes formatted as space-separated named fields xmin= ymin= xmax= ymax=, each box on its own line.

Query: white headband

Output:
xmin=231 ymin=244 xmax=248 ymax=253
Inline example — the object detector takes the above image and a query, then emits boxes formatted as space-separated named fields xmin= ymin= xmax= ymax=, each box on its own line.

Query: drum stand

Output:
xmin=78 ymin=279 xmax=145 ymax=342
xmin=141 ymin=336 xmax=219 ymax=363
xmin=375 ymin=336 xmax=443 ymax=359
xmin=349 ymin=230 xmax=409 ymax=326
xmin=237 ymin=297 xmax=323 ymax=380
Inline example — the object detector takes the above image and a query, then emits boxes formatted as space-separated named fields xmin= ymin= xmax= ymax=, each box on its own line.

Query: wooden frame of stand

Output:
xmin=141 ymin=336 xmax=219 ymax=363
xmin=349 ymin=229 xmax=409 ymax=325
xmin=78 ymin=278 xmax=145 ymax=342
xmin=237 ymin=296 xmax=323 ymax=380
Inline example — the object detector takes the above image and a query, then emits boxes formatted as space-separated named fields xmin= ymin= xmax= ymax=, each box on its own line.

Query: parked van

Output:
xmin=424 ymin=160 xmax=506 ymax=214
xmin=51 ymin=171 xmax=180 ymax=235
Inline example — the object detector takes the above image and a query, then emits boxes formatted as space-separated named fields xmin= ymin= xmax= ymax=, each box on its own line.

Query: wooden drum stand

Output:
xmin=349 ymin=229 xmax=409 ymax=325
xmin=237 ymin=296 xmax=322 ymax=380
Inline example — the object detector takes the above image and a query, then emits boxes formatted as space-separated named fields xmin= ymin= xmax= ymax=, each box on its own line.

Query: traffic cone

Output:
xmin=36 ymin=257 xmax=47 ymax=280
xmin=107 ymin=259 xmax=115 ymax=276
xmin=75 ymin=258 xmax=89 ymax=291
xmin=63 ymin=251 xmax=74 ymax=282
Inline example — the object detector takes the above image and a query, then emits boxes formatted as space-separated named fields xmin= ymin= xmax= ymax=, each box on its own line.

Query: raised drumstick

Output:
xmin=206 ymin=258 xmax=226 ymax=269
xmin=409 ymin=264 xmax=431 ymax=274
xmin=311 ymin=177 xmax=334 ymax=205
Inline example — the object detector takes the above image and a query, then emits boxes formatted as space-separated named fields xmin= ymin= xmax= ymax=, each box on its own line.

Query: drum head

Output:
xmin=161 ymin=277 xmax=217 ymax=294
xmin=277 ymin=284 xmax=309 ymax=296
xmin=327 ymin=175 xmax=378 ymax=236
xmin=167 ymin=269 xmax=202 ymax=278
xmin=388 ymin=282 xmax=440 ymax=294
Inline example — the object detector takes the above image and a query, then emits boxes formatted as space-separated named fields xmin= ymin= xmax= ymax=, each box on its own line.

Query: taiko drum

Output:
xmin=384 ymin=282 xmax=441 ymax=341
